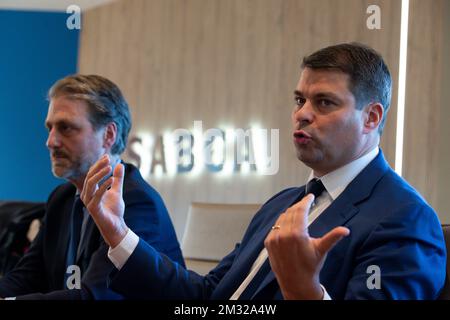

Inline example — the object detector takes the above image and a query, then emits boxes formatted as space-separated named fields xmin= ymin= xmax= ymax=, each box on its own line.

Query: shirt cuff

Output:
xmin=107 ymin=229 xmax=139 ymax=270
xmin=321 ymin=284 xmax=332 ymax=300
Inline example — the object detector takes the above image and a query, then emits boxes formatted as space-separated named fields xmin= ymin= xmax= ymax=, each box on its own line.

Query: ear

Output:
xmin=103 ymin=122 xmax=117 ymax=152
xmin=362 ymin=103 xmax=384 ymax=134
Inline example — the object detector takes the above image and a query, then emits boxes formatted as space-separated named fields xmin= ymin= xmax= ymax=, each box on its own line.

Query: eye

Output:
xmin=58 ymin=124 xmax=74 ymax=134
xmin=295 ymin=96 xmax=306 ymax=106
xmin=317 ymin=99 xmax=334 ymax=107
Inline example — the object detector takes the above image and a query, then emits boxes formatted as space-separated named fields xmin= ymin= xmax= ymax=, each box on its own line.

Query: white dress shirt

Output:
xmin=108 ymin=228 xmax=139 ymax=269
xmin=108 ymin=147 xmax=379 ymax=300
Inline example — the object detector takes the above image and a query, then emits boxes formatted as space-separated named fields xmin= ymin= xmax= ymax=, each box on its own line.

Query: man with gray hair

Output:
xmin=0 ymin=74 xmax=184 ymax=300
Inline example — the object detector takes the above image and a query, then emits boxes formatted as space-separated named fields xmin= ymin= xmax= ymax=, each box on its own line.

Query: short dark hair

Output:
xmin=301 ymin=42 xmax=392 ymax=134
xmin=48 ymin=74 xmax=131 ymax=155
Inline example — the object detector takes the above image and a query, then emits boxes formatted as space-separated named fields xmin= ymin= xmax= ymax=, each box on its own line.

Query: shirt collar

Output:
xmin=307 ymin=147 xmax=379 ymax=200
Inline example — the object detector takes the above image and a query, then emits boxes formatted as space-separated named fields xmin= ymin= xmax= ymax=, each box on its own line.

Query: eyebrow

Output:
xmin=45 ymin=119 xmax=75 ymax=129
xmin=294 ymin=90 xmax=341 ymax=100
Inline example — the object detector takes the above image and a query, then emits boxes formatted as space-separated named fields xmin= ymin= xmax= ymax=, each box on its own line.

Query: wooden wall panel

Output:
xmin=403 ymin=0 xmax=445 ymax=220
xmin=78 ymin=0 xmax=401 ymax=236
xmin=436 ymin=0 xmax=450 ymax=223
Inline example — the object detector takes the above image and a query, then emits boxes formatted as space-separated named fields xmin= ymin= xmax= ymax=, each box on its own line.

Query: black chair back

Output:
xmin=439 ymin=225 xmax=450 ymax=300
xmin=0 ymin=201 xmax=45 ymax=275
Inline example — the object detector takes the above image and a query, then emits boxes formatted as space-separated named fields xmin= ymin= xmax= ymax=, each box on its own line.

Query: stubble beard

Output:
xmin=51 ymin=155 xmax=93 ymax=182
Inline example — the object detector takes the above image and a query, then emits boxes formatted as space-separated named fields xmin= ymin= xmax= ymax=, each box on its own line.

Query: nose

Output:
xmin=292 ymin=100 xmax=314 ymax=126
xmin=46 ymin=128 xmax=61 ymax=149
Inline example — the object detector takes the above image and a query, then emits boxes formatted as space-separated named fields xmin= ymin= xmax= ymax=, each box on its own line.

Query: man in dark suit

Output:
xmin=81 ymin=43 xmax=446 ymax=299
xmin=0 ymin=75 xmax=184 ymax=300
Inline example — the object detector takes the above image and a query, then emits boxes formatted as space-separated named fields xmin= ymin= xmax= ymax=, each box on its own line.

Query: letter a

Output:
xmin=66 ymin=265 xmax=81 ymax=289
xmin=366 ymin=5 xmax=381 ymax=30
xmin=66 ymin=5 xmax=81 ymax=30
xmin=366 ymin=265 xmax=381 ymax=289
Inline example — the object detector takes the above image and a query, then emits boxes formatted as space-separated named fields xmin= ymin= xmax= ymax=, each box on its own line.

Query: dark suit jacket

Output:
xmin=108 ymin=151 xmax=446 ymax=299
xmin=0 ymin=163 xmax=184 ymax=299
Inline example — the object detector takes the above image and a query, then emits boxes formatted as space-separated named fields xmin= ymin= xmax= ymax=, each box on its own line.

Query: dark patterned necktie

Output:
xmin=64 ymin=195 xmax=84 ymax=288
xmin=306 ymin=178 xmax=326 ymax=198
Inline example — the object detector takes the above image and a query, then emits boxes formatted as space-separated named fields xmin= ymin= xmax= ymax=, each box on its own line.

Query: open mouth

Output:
xmin=51 ymin=153 xmax=68 ymax=162
xmin=293 ymin=130 xmax=312 ymax=144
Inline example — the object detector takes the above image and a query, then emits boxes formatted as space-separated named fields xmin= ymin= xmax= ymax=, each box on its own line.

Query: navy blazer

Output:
xmin=0 ymin=163 xmax=184 ymax=299
xmin=109 ymin=151 xmax=446 ymax=299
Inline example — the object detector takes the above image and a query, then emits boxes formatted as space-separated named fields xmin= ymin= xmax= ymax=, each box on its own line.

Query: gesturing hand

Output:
xmin=264 ymin=194 xmax=350 ymax=300
xmin=80 ymin=155 xmax=128 ymax=248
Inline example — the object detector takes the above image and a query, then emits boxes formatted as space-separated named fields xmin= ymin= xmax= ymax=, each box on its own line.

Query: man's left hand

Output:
xmin=264 ymin=194 xmax=350 ymax=300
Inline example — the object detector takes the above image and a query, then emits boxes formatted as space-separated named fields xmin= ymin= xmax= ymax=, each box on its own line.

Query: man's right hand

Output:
xmin=80 ymin=154 xmax=128 ymax=248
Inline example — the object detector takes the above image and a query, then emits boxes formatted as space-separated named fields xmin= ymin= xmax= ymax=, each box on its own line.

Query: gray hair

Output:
xmin=48 ymin=74 xmax=131 ymax=154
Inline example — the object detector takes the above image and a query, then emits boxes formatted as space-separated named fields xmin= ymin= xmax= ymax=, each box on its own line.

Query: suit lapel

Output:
xmin=232 ymin=189 xmax=305 ymax=299
xmin=76 ymin=215 xmax=96 ymax=266
xmin=212 ymin=188 xmax=305 ymax=299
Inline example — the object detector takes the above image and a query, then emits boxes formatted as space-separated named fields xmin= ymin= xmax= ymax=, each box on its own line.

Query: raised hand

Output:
xmin=264 ymin=194 xmax=350 ymax=299
xmin=80 ymin=155 xmax=128 ymax=248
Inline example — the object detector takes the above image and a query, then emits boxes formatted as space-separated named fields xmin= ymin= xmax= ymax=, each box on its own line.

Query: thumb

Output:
xmin=317 ymin=226 xmax=350 ymax=255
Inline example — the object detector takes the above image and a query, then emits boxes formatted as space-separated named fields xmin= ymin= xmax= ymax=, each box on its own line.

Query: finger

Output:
xmin=265 ymin=213 xmax=285 ymax=248
xmin=265 ymin=228 xmax=278 ymax=253
xmin=282 ymin=206 xmax=296 ymax=234
xmin=264 ymin=231 xmax=274 ymax=250
xmin=291 ymin=194 xmax=315 ymax=231
xmin=112 ymin=163 xmax=125 ymax=196
xmin=291 ymin=193 xmax=315 ymax=211
xmin=88 ymin=176 xmax=113 ymax=214
xmin=272 ymin=212 xmax=286 ymax=232
xmin=86 ymin=154 xmax=110 ymax=181
xmin=316 ymin=226 xmax=350 ymax=255
xmin=82 ymin=155 xmax=110 ymax=197
xmin=83 ymin=165 xmax=112 ymax=203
